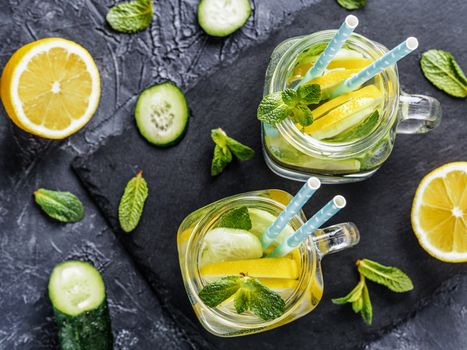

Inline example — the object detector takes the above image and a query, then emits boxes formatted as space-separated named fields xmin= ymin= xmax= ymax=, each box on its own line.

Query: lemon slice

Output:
xmin=308 ymin=68 xmax=361 ymax=100
xmin=1 ymin=38 xmax=100 ymax=139
xmin=304 ymin=87 xmax=383 ymax=140
xmin=200 ymin=258 xmax=299 ymax=279
xmin=411 ymin=162 xmax=467 ymax=262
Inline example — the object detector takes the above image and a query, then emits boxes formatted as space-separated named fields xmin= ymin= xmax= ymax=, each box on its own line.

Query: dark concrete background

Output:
xmin=0 ymin=0 xmax=466 ymax=349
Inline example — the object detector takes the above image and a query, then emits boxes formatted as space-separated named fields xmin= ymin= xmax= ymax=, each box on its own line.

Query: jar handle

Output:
xmin=312 ymin=222 xmax=360 ymax=257
xmin=396 ymin=92 xmax=442 ymax=134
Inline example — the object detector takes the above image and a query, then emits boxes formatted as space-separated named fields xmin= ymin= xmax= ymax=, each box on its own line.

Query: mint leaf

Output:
xmin=297 ymin=83 xmax=321 ymax=104
xmin=34 ymin=189 xmax=84 ymax=223
xmin=325 ymin=110 xmax=379 ymax=142
xmin=210 ymin=128 xmax=254 ymax=176
xmin=357 ymin=259 xmax=414 ymax=293
xmin=199 ymin=276 xmax=285 ymax=321
xmin=332 ymin=277 xmax=365 ymax=304
xmin=420 ymin=50 xmax=467 ymax=98
xmin=242 ymin=278 xmax=285 ymax=321
xmin=218 ymin=206 xmax=252 ymax=230
xmin=211 ymin=144 xmax=232 ymax=176
xmin=234 ymin=288 xmax=250 ymax=314
xmin=360 ymin=282 xmax=372 ymax=325
xmin=291 ymin=104 xmax=313 ymax=126
xmin=199 ymin=276 xmax=241 ymax=307
xmin=226 ymin=137 xmax=255 ymax=161
xmin=106 ymin=0 xmax=153 ymax=33
xmin=352 ymin=297 xmax=363 ymax=313
xmin=118 ymin=171 xmax=149 ymax=233
xmin=257 ymin=92 xmax=291 ymax=125
xmin=336 ymin=0 xmax=367 ymax=10
xmin=281 ymin=88 xmax=299 ymax=105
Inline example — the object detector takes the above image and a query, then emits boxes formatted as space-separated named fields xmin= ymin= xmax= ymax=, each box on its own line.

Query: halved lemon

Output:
xmin=1 ymin=38 xmax=100 ymax=139
xmin=411 ymin=162 xmax=467 ymax=262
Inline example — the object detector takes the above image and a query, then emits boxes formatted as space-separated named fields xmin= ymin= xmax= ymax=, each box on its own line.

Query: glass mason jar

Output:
xmin=262 ymin=31 xmax=442 ymax=184
xmin=177 ymin=189 xmax=359 ymax=337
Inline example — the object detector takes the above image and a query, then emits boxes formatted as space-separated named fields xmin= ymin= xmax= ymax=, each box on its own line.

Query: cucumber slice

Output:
xmin=49 ymin=261 xmax=113 ymax=350
xmin=198 ymin=0 xmax=252 ymax=37
xmin=135 ymin=82 xmax=189 ymax=147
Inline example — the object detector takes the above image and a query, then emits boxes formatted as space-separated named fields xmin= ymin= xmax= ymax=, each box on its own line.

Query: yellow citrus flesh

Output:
xmin=0 ymin=38 xmax=100 ymax=139
xmin=411 ymin=162 xmax=467 ymax=262
xmin=304 ymin=85 xmax=383 ymax=140
xmin=200 ymin=258 xmax=299 ymax=279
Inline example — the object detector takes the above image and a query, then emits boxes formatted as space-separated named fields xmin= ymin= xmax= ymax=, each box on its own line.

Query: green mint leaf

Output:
xmin=34 ymin=189 xmax=84 ymax=223
xmin=297 ymin=83 xmax=321 ymax=104
xmin=291 ymin=104 xmax=313 ymax=127
xmin=106 ymin=0 xmax=153 ymax=33
xmin=281 ymin=88 xmax=299 ymax=105
xmin=360 ymin=282 xmax=373 ymax=325
xmin=420 ymin=50 xmax=467 ymax=98
xmin=201 ymin=276 xmax=285 ymax=321
xmin=332 ymin=277 xmax=365 ymax=304
xmin=325 ymin=110 xmax=379 ymax=142
xmin=217 ymin=206 xmax=252 ymax=230
xmin=211 ymin=128 xmax=228 ymax=148
xmin=211 ymin=144 xmax=232 ymax=176
xmin=336 ymin=0 xmax=368 ymax=10
xmin=357 ymin=259 xmax=414 ymax=293
xmin=352 ymin=297 xmax=363 ymax=313
xmin=118 ymin=171 xmax=149 ymax=233
xmin=257 ymin=92 xmax=291 ymax=125
xmin=234 ymin=288 xmax=250 ymax=314
xmin=226 ymin=137 xmax=255 ymax=161
xmin=199 ymin=276 xmax=241 ymax=307
xmin=241 ymin=278 xmax=285 ymax=321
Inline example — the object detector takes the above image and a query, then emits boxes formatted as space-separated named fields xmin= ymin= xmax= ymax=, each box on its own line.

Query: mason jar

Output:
xmin=177 ymin=189 xmax=359 ymax=336
xmin=262 ymin=31 xmax=442 ymax=183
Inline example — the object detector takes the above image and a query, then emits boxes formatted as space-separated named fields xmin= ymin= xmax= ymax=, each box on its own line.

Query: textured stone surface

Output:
xmin=0 ymin=0 xmax=466 ymax=349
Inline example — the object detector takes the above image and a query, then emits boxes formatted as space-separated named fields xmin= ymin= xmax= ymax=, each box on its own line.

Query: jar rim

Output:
xmin=270 ymin=31 xmax=400 ymax=159
xmin=183 ymin=192 xmax=317 ymax=329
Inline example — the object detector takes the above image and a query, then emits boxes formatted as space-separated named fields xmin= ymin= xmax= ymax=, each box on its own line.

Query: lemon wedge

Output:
xmin=200 ymin=258 xmax=300 ymax=279
xmin=0 ymin=38 xmax=100 ymax=139
xmin=411 ymin=162 xmax=467 ymax=262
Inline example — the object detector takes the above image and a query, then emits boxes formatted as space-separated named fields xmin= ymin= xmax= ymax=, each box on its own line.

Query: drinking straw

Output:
xmin=260 ymin=177 xmax=321 ymax=250
xmin=267 ymin=195 xmax=346 ymax=258
xmin=328 ymin=37 xmax=419 ymax=98
xmin=296 ymin=15 xmax=359 ymax=87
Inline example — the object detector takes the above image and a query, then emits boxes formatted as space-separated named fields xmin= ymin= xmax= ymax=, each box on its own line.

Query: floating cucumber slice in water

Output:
xmin=249 ymin=208 xmax=295 ymax=243
xmin=200 ymin=227 xmax=263 ymax=266
xmin=135 ymin=82 xmax=189 ymax=147
xmin=197 ymin=0 xmax=252 ymax=37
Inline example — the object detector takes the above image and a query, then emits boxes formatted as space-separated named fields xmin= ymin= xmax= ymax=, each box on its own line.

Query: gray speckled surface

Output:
xmin=0 ymin=0 xmax=466 ymax=349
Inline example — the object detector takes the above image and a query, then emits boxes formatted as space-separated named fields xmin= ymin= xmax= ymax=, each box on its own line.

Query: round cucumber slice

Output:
xmin=135 ymin=82 xmax=189 ymax=147
xmin=48 ymin=260 xmax=105 ymax=316
xmin=200 ymin=227 xmax=263 ymax=266
xmin=249 ymin=208 xmax=295 ymax=242
xmin=198 ymin=0 xmax=252 ymax=37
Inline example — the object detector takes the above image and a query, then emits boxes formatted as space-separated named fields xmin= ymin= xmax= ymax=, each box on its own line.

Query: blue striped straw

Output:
xmin=328 ymin=37 xmax=419 ymax=98
xmin=260 ymin=177 xmax=321 ymax=250
xmin=268 ymin=195 xmax=346 ymax=258
xmin=296 ymin=15 xmax=359 ymax=88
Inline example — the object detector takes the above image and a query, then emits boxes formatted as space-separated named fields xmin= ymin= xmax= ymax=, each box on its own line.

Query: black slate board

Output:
xmin=73 ymin=2 xmax=467 ymax=349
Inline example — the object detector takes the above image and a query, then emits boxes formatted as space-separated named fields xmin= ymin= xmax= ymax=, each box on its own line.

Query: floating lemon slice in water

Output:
xmin=411 ymin=162 xmax=467 ymax=262
xmin=1 ymin=38 xmax=100 ymax=139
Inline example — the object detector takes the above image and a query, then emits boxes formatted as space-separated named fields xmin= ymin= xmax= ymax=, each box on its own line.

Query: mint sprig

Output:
xmin=210 ymin=128 xmax=254 ymax=176
xmin=332 ymin=259 xmax=413 ymax=325
xmin=357 ymin=259 xmax=414 ymax=292
xmin=199 ymin=275 xmax=285 ymax=321
xmin=257 ymin=84 xmax=321 ymax=126
xmin=217 ymin=206 xmax=252 ymax=230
